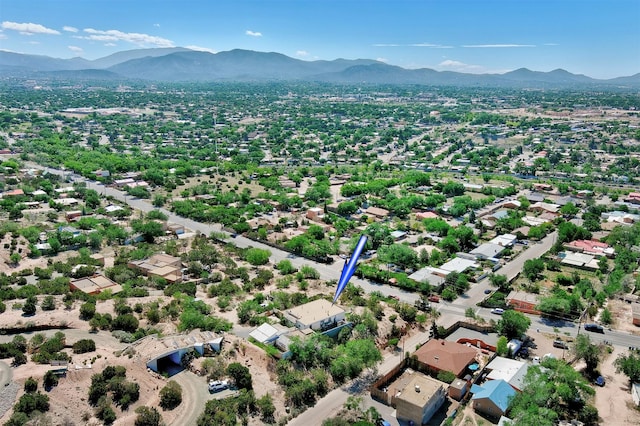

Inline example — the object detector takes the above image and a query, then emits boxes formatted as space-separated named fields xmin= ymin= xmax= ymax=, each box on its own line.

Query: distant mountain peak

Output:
xmin=0 ymin=48 xmax=638 ymax=88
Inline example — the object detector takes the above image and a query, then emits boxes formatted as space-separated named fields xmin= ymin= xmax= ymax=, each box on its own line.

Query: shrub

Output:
xmin=436 ymin=370 xmax=456 ymax=384
xmin=43 ymin=370 xmax=59 ymax=389
xmin=72 ymin=339 xmax=96 ymax=354
xmin=24 ymin=377 xmax=38 ymax=393
xmin=159 ymin=380 xmax=182 ymax=410
xmin=135 ymin=406 xmax=162 ymax=426
xmin=79 ymin=301 xmax=96 ymax=320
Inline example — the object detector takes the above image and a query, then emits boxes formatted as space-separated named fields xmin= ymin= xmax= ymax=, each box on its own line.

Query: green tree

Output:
xmin=22 ymin=296 xmax=37 ymax=316
xmin=489 ymin=274 xmax=510 ymax=292
xmin=573 ymin=334 xmax=601 ymax=373
xmin=496 ymin=310 xmax=531 ymax=340
xmin=523 ymin=258 xmax=545 ymax=281
xmin=43 ymin=370 xmax=59 ymax=389
xmin=510 ymin=358 xmax=594 ymax=425
xmin=245 ymin=248 xmax=271 ymax=266
xmin=276 ymin=259 xmax=297 ymax=275
xmin=131 ymin=219 xmax=165 ymax=243
xmin=614 ymin=351 xmax=640 ymax=384
xmin=79 ymin=301 xmax=96 ymax=320
xmin=135 ymin=406 xmax=163 ymax=426
xmin=24 ymin=377 xmax=38 ymax=393
xmin=40 ymin=295 xmax=56 ymax=311
xmin=560 ymin=202 xmax=579 ymax=217
xmin=256 ymin=393 xmax=275 ymax=423
xmin=159 ymin=380 xmax=182 ymax=410
xmin=227 ymin=362 xmax=253 ymax=390
xmin=496 ymin=336 xmax=508 ymax=356
xmin=377 ymin=244 xmax=418 ymax=270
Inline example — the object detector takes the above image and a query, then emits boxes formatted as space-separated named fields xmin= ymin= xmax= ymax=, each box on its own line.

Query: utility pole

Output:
xmin=576 ymin=303 xmax=591 ymax=337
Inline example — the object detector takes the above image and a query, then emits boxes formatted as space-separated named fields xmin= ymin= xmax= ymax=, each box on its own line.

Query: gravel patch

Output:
xmin=0 ymin=382 xmax=20 ymax=419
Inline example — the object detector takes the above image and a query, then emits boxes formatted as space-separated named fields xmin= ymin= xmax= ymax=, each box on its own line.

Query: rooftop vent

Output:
xmin=415 ymin=385 xmax=421 ymax=393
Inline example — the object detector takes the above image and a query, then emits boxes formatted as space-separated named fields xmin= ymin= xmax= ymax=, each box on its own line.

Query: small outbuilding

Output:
xmin=448 ymin=378 xmax=468 ymax=401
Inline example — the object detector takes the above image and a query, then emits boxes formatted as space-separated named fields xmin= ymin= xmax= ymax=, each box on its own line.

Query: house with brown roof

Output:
xmin=128 ymin=253 xmax=183 ymax=283
xmin=529 ymin=202 xmax=560 ymax=214
xmin=414 ymin=339 xmax=478 ymax=378
xmin=70 ymin=274 xmax=122 ymax=295
xmin=365 ymin=206 xmax=390 ymax=220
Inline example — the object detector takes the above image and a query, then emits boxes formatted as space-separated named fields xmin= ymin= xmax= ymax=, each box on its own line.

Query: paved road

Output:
xmin=33 ymin=164 xmax=640 ymax=425
xmin=458 ymin=231 xmax=557 ymax=309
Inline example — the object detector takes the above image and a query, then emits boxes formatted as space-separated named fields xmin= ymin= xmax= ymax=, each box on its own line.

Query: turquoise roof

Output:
xmin=471 ymin=379 xmax=516 ymax=412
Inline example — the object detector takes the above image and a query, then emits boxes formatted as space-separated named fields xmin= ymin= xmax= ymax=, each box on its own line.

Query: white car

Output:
xmin=491 ymin=308 xmax=505 ymax=315
xmin=208 ymin=380 xmax=229 ymax=393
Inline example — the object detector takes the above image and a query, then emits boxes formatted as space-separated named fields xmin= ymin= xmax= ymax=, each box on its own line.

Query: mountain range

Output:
xmin=1 ymin=47 xmax=639 ymax=89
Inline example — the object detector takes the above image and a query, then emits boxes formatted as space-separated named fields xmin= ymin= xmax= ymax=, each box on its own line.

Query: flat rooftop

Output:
xmin=285 ymin=298 xmax=345 ymax=326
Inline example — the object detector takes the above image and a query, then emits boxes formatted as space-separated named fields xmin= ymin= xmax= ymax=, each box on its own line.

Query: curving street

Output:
xmin=32 ymin=164 xmax=640 ymax=426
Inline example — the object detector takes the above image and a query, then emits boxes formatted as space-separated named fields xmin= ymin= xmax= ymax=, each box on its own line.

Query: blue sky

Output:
xmin=1 ymin=0 xmax=638 ymax=79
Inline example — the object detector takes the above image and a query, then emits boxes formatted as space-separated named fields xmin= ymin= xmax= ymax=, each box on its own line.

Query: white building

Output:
xmin=283 ymin=298 xmax=346 ymax=331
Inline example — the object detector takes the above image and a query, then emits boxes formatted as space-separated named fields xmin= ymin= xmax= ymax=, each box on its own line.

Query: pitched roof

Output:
xmin=485 ymin=356 xmax=529 ymax=391
xmin=414 ymin=339 xmax=477 ymax=376
xmin=471 ymin=379 xmax=516 ymax=412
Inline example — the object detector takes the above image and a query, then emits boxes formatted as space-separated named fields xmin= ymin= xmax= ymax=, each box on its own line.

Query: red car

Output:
xmin=428 ymin=295 xmax=440 ymax=303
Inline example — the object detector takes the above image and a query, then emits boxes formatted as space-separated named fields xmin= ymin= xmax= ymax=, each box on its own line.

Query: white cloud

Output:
xmin=376 ymin=57 xmax=388 ymax=63
xmin=153 ymin=23 xmax=160 ymax=28
xmin=295 ymin=50 xmax=309 ymax=57
xmin=409 ymin=43 xmax=453 ymax=48
xmin=1 ymin=21 xmax=60 ymax=35
xmin=544 ymin=43 xmax=559 ymax=46
xmin=27 ymin=41 xmax=40 ymax=45
xmin=245 ymin=30 xmax=262 ymax=37
xmin=462 ymin=44 xmax=535 ymax=48
xmin=68 ymin=45 xmax=83 ymax=54
xmin=81 ymin=28 xmax=174 ymax=47
xmin=374 ymin=42 xmax=452 ymax=48
xmin=186 ymin=45 xmax=217 ymax=54
xmin=63 ymin=26 xmax=78 ymax=33
xmin=104 ymin=42 xmax=117 ymax=47
xmin=438 ymin=59 xmax=485 ymax=73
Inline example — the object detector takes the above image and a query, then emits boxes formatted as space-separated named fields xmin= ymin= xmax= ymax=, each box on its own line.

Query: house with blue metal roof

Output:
xmin=471 ymin=379 xmax=516 ymax=418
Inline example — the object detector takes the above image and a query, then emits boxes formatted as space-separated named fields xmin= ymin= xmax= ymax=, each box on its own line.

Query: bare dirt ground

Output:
xmin=0 ymin=296 xmax=288 ymax=425
xmin=593 ymin=346 xmax=640 ymax=425
xmin=607 ymin=299 xmax=640 ymax=336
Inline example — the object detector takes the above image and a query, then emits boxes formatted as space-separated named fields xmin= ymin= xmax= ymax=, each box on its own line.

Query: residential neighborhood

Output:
xmin=0 ymin=58 xmax=639 ymax=426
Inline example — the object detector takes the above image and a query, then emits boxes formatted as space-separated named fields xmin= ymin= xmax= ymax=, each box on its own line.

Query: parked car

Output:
xmin=553 ymin=339 xmax=569 ymax=349
xmin=491 ymin=308 xmax=505 ymax=315
xmin=594 ymin=376 xmax=606 ymax=387
xmin=208 ymin=380 xmax=229 ymax=393
xmin=428 ymin=295 xmax=440 ymax=303
xmin=484 ymin=289 xmax=492 ymax=294
xmin=584 ymin=323 xmax=605 ymax=333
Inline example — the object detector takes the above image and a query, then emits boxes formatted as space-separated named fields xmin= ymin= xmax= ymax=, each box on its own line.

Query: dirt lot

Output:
xmin=0 ymin=298 xmax=287 ymax=426
xmin=592 ymin=346 xmax=640 ymax=425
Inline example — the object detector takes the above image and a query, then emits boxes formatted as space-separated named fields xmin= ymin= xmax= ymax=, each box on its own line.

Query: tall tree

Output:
xmin=496 ymin=310 xmax=531 ymax=340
